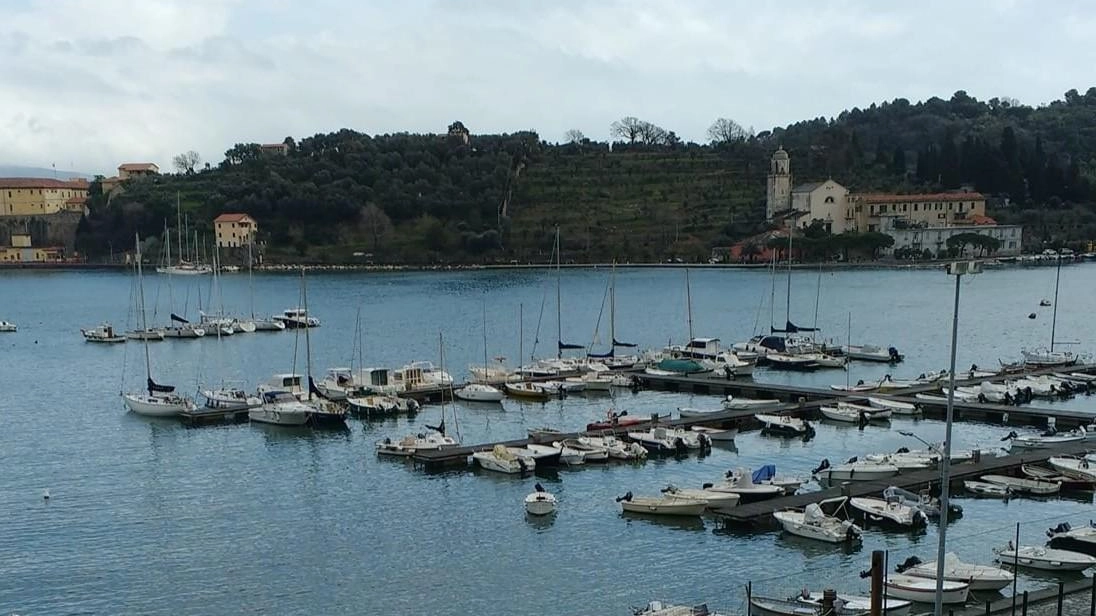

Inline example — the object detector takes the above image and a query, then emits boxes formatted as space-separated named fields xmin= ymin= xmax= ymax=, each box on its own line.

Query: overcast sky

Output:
xmin=3 ymin=0 xmax=1094 ymax=175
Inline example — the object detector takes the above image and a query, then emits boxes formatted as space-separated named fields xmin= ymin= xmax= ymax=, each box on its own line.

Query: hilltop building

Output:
xmin=763 ymin=149 xmax=1022 ymax=257
xmin=117 ymin=163 xmax=159 ymax=180
xmin=260 ymin=143 xmax=289 ymax=156
xmin=214 ymin=213 xmax=258 ymax=248
xmin=0 ymin=177 xmax=86 ymax=262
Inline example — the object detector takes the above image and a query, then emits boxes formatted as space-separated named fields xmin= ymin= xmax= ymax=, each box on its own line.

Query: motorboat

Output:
xmin=527 ymin=427 xmax=565 ymax=443
xmin=563 ymin=438 xmax=610 ymax=462
xmin=547 ymin=442 xmax=586 ymax=466
xmin=884 ymin=574 xmax=968 ymax=604
xmin=861 ymin=452 xmax=936 ymax=472
xmin=1021 ymin=347 xmax=1077 ymax=367
xmin=524 ymin=483 xmax=557 ymax=516
xmin=393 ymin=361 xmax=454 ymax=391
xmin=848 ymin=496 xmax=928 ymax=528
xmin=830 ymin=380 xmax=879 ymax=393
xmin=839 ymin=401 xmax=891 ymax=420
xmin=749 ymin=465 xmax=805 ymax=494
xmin=773 ymin=501 xmax=862 ymax=544
xmin=504 ymin=382 xmax=552 ymax=401
xmin=963 ymin=480 xmax=1010 ymax=497
xmin=820 ymin=404 xmax=888 ymax=423
xmin=635 ymin=600 xmax=732 ymax=616
xmin=524 ymin=444 xmax=565 ymax=467
xmin=748 ymin=596 xmax=819 ymax=616
xmin=813 ymin=458 xmax=899 ymax=483
xmin=472 ymin=445 xmax=536 ymax=474
xmin=610 ymin=373 xmax=635 ymax=388
xmin=844 ymin=344 xmax=904 ymax=363
xmin=125 ymin=327 xmax=165 ymax=341
xmin=249 ymin=390 xmax=310 ymax=426
xmin=346 ymin=393 xmax=419 ymax=416
xmin=616 ymin=492 xmax=707 ymax=516
xmin=882 ymin=486 xmax=962 ymax=519
xmin=0 ymin=320 xmax=15 ymax=332
xmin=251 ymin=318 xmax=286 ymax=331
xmin=258 ymin=373 xmax=306 ymax=400
xmin=795 ymin=591 xmax=911 ymax=616
xmin=661 ymin=485 xmax=740 ymax=509
xmin=454 ymin=383 xmax=504 ymax=402
xmin=1004 ymin=427 xmax=1092 ymax=450
xmin=272 ymin=307 xmax=320 ymax=328
xmin=82 ymin=322 xmax=126 ymax=343
xmin=896 ymin=553 xmax=1013 ymax=591
xmin=1022 ymin=464 xmax=1095 ymax=490
xmin=703 ymin=468 xmax=785 ymax=503
xmin=677 ymin=407 xmax=724 ymax=419
xmin=201 ymin=388 xmax=261 ymax=411
xmin=765 ymin=353 xmax=818 ymax=371
xmin=469 ymin=357 xmax=518 ymax=385
xmin=867 ymin=396 xmax=920 ymax=415
xmin=628 ymin=427 xmax=705 ymax=454
xmin=755 ymin=413 xmax=813 ymax=437
xmin=796 ymin=352 xmax=846 ymax=369
xmin=534 ymin=380 xmax=585 ymax=396
xmin=1047 ymin=522 xmax=1096 ymax=556
xmin=689 ymin=425 xmax=737 ymax=442
xmin=712 ymin=351 xmax=755 ymax=377
xmin=723 ymin=396 xmax=782 ymax=411
xmin=1049 ymin=456 xmax=1096 ymax=482
xmin=585 ymin=410 xmax=669 ymax=431
xmin=980 ymin=474 xmax=1060 ymax=496
xmin=994 ymin=543 xmax=1096 ymax=571
xmin=565 ymin=372 xmax=612 ymax=392
xmin=314 ymin=368 xmax=358 ymax=400
xmin=578 ymin=435 xmax=647 ymax=460
xmin=375 ymin=429 xmax=458 ymax=457
xmin=664 ymin=336 xmax=724 ymax=360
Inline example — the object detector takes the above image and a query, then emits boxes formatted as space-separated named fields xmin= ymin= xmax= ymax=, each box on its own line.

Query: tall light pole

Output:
xmin=933 ymin=260 xmax=981 ymax=616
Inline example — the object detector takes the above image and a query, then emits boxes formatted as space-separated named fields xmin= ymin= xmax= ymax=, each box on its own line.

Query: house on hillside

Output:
xmin=260 ymin=143 xmax=289 ymax=156
xmin=214 ymin=213 xmax=258 ymax=248
xmin=117 ymin=163 xmax=159 ymax=180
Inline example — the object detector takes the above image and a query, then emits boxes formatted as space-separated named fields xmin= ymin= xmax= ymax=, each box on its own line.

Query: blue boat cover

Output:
xmin=752 ymin=465 xmax=777 ymax=483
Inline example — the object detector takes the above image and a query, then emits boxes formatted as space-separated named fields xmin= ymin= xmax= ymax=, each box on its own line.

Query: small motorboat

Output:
xmin=885 ymin=574 xmax=968 ymax=604
xmin=472 ymin=445 xmax=536 ymax=474
xmin=797 ymin=352 xmax=846 ymax=369
xmin=609 ymin=373 xmax=635 ymax=388
xmin=454 ymin=383 xmax=504 ymax=402
xmin=849 ymin=495 xmax=927 ymax=528
xmin=533 ymin=380 xmax=585 ymax=396
xmin=861 ymin=452 xmax=936 ymax=472
xmin=577 ymin=435 xmax=647 ymax=460
xmin=1004 ymin=428 xmax=1090 ymax=450
xmin=347 ymin=393 xmax=419 ymax=416
xmin=585 ymin=410 xmax=669 ymax=431
xmin=524 ymin=444 xmax=565 ymax=467
xmin=755 ymin=413 xmax=813 ymax=437
xmin=249 ymin=390 xmax=310 ymax=426
xmin=504 ymin=381 xmax=552 ymax=401
xmin=689 ymin=425 xmax=737 ymax=442
xmin=773 ymin=500 xmax=862 ymax=544
xmin=723 ymin=396 xmax=782 ymax=411
xmin=677 ymin=406 xmax=724 ymax=419
xmin=882 ymin=486 xmax=962 ymax=519
xmin=896 ymin=553 xmax=1014 ymax=591
xmin=820 ymin=404 xmax=891 ymax=424
xmin=750 ymin=465 xmax=805 ymax=494
xmin=994 ymin=542 xmax=1096 ymax=571
xmin=1047 ymin=522 xmax=1096 ymax=556
xmin=126 ymin=327 xmax=165 ymax=341
xmin=980 ymin=474 xmax=1060 ymax=496
xmin=844 ymin=344 xmax=904 ymax=363
xmin=766 ymin=353 xmax=818 ymax=371
xmin=831 ymin=380 xmax=878 ymax=393
xmin=524 ymin=483 xmax=557 ymax=516
xmin=0 ymin=320 xmax=16 ymax=332
xmin=703 ymin=468 xmax=785 ymax=503
xmin=546 ymin=442 xmax=585 ymax=466
xmin=1022 ymin=464 xmax=1095 ymax=491
xmin=616 ymin=491 xmax=707 ymax=517
xmin=628 ymin=427 xmax=705 ymax=454
xmin=201 ymin=388 xmax=262 ymax=411
xmin=634 ymin=600 xmax=732 ymax=616
xmin=375 ymin=429 xmax=458 ymax=457
xmin=562 ymin=437 xmax=610 ymax=462
xmin=812 ymin=458 xmax=899 ymax=483
xmin=527 ymin=427 xmax=565 ymax=443
xmin=748 ymin=596 xmax=818 ymax=616
xmin=82 ymin=322 xmax=127 ymax=343
xmin=661 ymin=485 xmax=740 ymax=509
xmin=1049 ymin=456 xmax=1096 ymax=482
xmin=795 ymin=590 xmax=911 ymax=616
xmin=964 ymin=480 xmax=1011 ymax=498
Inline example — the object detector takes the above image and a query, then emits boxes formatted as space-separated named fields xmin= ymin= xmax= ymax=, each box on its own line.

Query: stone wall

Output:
xmin=0 ymin=211 xmax=83 ymax=253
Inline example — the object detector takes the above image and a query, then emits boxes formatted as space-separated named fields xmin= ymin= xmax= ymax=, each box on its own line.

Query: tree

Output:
xmin=223 ymin=143 xmax=261 ymax=166
xmin=610 ymin=117 xmax=644 ymax=143
xmin=359 ymin=202 xmax=392 ymax=251
xmin=564 ymin=129 xmax=585 ymax=144
xmin=172 ymin=150 xmax=202 ymax=174
xmin=707 ymin=117 xmax=749 ymax=143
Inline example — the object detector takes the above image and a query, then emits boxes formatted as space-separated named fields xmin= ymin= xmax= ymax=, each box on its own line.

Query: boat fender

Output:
xmin=615 ymin=491 xmax=633 ymax=503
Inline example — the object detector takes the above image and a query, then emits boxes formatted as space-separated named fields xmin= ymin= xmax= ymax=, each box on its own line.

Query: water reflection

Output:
xmin=525 ymin=512 xmax=557 ymax=531
xmin=619 ymin=511 xmax=707 ymax=532
xmin=775 ymin=532 xmax=864 ymax=556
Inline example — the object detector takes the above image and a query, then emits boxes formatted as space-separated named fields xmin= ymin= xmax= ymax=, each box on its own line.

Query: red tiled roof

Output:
xmin=0 ymin=177 xmax=90 ymax=189
xmin=118 ymin=163 xmax=158 ymax=171
xmin=852 ymin=192 xmax=985 ymax=204
xmin=214 ymin=213 xmax=255 ymax=223
xmin=966 ymin=214 xmax=997 ymax=225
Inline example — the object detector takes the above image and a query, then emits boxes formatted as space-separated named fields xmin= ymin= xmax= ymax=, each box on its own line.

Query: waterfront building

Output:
xmin=0 ymin=232 xmax=64 ymax=262
xmin=214 ymin=213 xmax=258 ymax=248
xmin=0 ymin=178 xmax=89 ymax=216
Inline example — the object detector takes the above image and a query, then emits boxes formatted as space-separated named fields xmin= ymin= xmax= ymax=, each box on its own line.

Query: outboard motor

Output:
xmin=697 ymin=433 xmax=711 ymax=452
xmin=1003 ymin=392 xmax=1014 ymax=405
xmin=1040 ymin=426 xmax=1058 ymax=437
xmin=888 ymin=347 xmax=901 ymax=362
xmin=673 ymin=437 xmax=688 ymax=456
xmin=812 ymin=459 xmax=831 ymax=475
xmin=977 ymin=393 xmax=987 ymax=403
xmin=534 ymin=482 xmax=546 ymax=493
xmin=517 ymin=458 xmax=529 ymax=474
xmin=615 ymin=491 xmax=634 ymax=503
xmin=1000 ymin=431 xmax=1019 ymax=442
xmin=846 ymin=456 xmax=858 ymax=464
xmin=1048 ymin=522 xmax=1073 ymax=537
xmin=895 ymin=556 xmax=923 ymax=573
xmin=895 ymin=447 xmax=910 ymax=454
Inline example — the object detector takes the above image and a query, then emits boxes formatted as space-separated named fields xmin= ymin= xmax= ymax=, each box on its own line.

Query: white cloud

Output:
xmin=0 ymin=0 xmax=1093 ymax=173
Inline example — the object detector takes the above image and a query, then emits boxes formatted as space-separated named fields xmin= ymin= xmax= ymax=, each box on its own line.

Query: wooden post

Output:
xmin=1090 ymin=573 xmax=1096 ymax=616
xmin=870 ymin=550 xmax=884 ymax=616
xmin=1058 ymin=581 xmax=1065 ymax=616
xmin=986 ymin=600 xmax=991 ymax=615
xmin=822 ymin=589 xmax=837 ymax=616
xmin=1022 ymin=590 xmax=1028 ymax=616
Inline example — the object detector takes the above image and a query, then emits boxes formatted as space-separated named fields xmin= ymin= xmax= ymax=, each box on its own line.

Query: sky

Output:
xmin=2 ymin=0 xmax=1095 ymax=175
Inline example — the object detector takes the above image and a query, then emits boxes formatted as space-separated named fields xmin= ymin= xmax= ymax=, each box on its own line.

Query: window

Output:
xmin=913 ymin=203 xmax=919 ymax=212
xmin=825 ymin=196 xmax=834 ymax=203
xmin=880 ymin=205 xmax=887 ymax=213
xmin=902 ymin=204 xmax=908 ymax=212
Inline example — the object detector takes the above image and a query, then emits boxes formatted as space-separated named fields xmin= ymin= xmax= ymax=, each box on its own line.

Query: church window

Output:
xmin=825 ymin=196 xmax=834 ymax=203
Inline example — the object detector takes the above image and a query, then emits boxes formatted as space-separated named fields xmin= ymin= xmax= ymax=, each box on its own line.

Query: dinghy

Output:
xmin=844 ymin=344 xmax=904 ymax=363
xmin=689 ymin=425 xmax=737 ymax=442
xmin=585 ymin=410 xmax=669 ymax=431
xmin=964 ymin=480 xmax=1011 ymax=497
xmin=885 ymin=574 xmax=968 ymax=604
xmin=524 ymin=483 xmax=557 ymax=516
xmin=677 ymin=407 xmax=724 ymax=419
xmin=980 ymin=474 xmax=1060 ymax=495
xmin=867 ymin=396 xmax=920 ymax=415
xmin=1047 ymin=522 xmax=1096 ymax=556
xmin=616 ymin=492 xmax=707 ymax=517
xmin=527 ymin=427 xmax=565 ymax=443
xmin=755 ymin=413 xmax=814 ymax=437
xmin=812 ymin=458 xmax=900 ymax=483
xmin=773 ymin=501 xmax=862 ymax=544
xmin=896 ymin=553 xmax=1014 ymax=591
xmin=1022 ymin=464 xmax=1096 ymax=490
xmin=1049 ymin=456 xmax=1096 ymax=482
xmin=820 ymin=404 xmax=890 ymax=423
xmin=723 ymin=396 xmax=782 ymax=410
xmin=849 ymin=496 xmax=927 ymax=528
xmin=994 ymin=543 xmax=1096 ymax=571
xmin=661 ymin=485 xmax=740 ymax=509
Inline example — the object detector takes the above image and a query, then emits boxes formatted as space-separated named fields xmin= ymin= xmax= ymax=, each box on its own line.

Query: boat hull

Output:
xmin=620 ymin=499 xmax=706 ymax=517
xmin=524 ymin=494 xmax=557 ymax=516
xmin=885 ymin=575 xmax=968 ymax=604
xmin=123 ymin=393 xmax=191 ymax=417
xmin=249 ymin=406 xmax=309 ymax=426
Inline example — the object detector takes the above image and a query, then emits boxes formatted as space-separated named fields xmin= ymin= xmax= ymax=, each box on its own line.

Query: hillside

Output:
xmin=75 ymin=88 xmax=1096 ymax=263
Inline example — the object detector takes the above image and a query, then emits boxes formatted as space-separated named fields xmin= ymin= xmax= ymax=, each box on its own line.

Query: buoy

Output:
xmin=1028 ymin=313 xmax=1037 ymax=319
xmin=42 ymin=489 xmax=50 ymax=500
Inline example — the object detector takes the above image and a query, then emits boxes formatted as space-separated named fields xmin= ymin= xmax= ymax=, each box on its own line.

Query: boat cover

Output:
xmin=804 ymin=503 xmax=825 ymax=524
xmin=771 ymin=320 xmax=819 ymax=334
xmin=752 ymin=465 xmax=778 ymax=483
xmin=170 ymin=313 xmax=190 ymax=324
xmin=656 ymin=359 xmax=705 ymax=373
xmin=147 ymin=378 xmax=175 ymax=393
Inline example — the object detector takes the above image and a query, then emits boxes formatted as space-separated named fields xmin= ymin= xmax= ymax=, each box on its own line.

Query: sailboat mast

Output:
xmin=175 ymin=193 xmax=182 ymax=264
xmin=135 ymin=233 xmax=152 ymax=391
xmin=1051 ymin=251 xmax=1062 ymax=351
xmin=519 ymin=303 xmax=524 ymax=365
xmin=769 ymin=249 xmax=778 ymax=331
xmin=302 ymin=268 xmax=313 ymax=400
xmin=164 ymin=221 xmax=175 ymax=315
xmin=609 ymin=260 xmax=616 ymax=345
xmin=482 ymin=302 xmax=489 ymax=376
xmin=248 ymin=238 xmax=255 ymax=319
xmin=785 ymin=226 xmax=793 ymax=326
xmin=555 ymin=227 xmax=562 ymax=359
xmin=685 ymin=268 xmax=694 ymax=341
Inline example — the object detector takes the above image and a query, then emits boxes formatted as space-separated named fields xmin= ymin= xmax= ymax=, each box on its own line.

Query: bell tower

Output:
xmin=766 ymin=147 xmax=791 ymax=220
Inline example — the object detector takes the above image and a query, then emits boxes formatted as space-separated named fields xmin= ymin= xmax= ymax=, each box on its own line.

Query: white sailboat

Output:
xmin=122 ymin=233 xmax=196 ymax=418
xmin=156 ymin=197 xmax=211 ymax=275
xmin=585 ymin=261 xmax=641 ymax=369
xmin=455 ymin=305 xmax=503 ymax=402
xmin=246 ymin=239 xmax=285 ymax=331
xmin=158 ymin=221 xmax=206 ymax=339
xmin=298 ymin=269 xmax=347 ymax=428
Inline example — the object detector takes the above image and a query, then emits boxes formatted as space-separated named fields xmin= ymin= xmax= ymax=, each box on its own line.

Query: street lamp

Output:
xmin=933 ymin=260 xmax=981 ymax=616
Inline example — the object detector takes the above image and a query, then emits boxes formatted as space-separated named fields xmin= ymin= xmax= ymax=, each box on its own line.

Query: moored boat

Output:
xmin=867 ymin=396 xmax=919 ymax=415
xmin=454 ymin=383 xmax=504 ymax=402
xmin=980 ymin=474 xmax=1060 ymax=495
xmin=994 ymin=543 xmax=1096 ymax=571
xmin=249 ymin=390 xmax=310 ymax=426
xmin=773 ymin=501 xmax=862 ymax=544
xmin=661 ymin=485 xmax=740 ymax=509
xmin=897 ymin=553 xmax=1014 ymax=591
xmin=524 ymin=483 xmax=557 ymax=516
xmin=616 ymin=492 xmax=707 ymax=516
xmin=755 ymin=413 xmax=813 ymax=437
xmin=964 ymin=480 xmax=1011 ymax=498
xmin=689 ymin=425 xmax=737 ymax=442
xmin=0 ymin=320 xmax=16 ymax=332
xmin=723 ymin=396 xmax=782 ymax=411
xmin=813 ymin=458 xmax=899 ymax=483
xmin=1049 ymin=455 xmax=1096 ymax=482
xmin=795 ymin=591 xmax=911 ymax=616
xmin=504 ymin=381 xmax=552 ymax=401
xmin=472 ymin=444 xmax=535 ymax=474
xmin=1047 ymin=522 xmax=1096 ymax=557
xmin=82 ymin=322 xmax=127 ymax=343
xmin=848 ymin=496 xmax=927 ymax=528
xmin=884 ymin=574 xmax=968 ymax=604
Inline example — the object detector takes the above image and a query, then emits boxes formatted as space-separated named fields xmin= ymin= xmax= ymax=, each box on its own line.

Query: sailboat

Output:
xmin=376 ymin=334 xmax=461 ymax=456
xmin=246 ymin=239 xmax=285 ymax=331
xmin=1022 ymin=251 xmax=1077 ymax=367
xmin=122 ymin=232 xmax=197 ymax=417
xmin=553 ymin=227 xmax=586 ymax=367
xmin=298 ymin=269 xmax=348 ymax=428
xmin=586 ymin=261 xmax=640 ymax=369
xmin=199 ymin=248 xmax=255 ymax=334
xmin=156 ymin=196 xmax=211 ymax=275
xmin=125 ymin=242 xmax=166 ymax=342
xmin=159 ymin=221 xmax=206 ymax=339
xmin=456 ymin=304 xmax=504 ymax=402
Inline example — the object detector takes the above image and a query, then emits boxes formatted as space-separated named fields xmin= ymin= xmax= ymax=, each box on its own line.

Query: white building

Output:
xmin=790 ymin=179 xmax=851 ymax=234
xmin=878 ymin=215 xmax=1022 ymax=257
xmin=765 ymin=147 xmax=792 ymax=219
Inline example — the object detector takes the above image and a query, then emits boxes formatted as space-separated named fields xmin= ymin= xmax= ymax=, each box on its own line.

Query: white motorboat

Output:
xmin=1005 ymin=428 xmax=1092 ymax=450
xmin=347 ymin=393 xmax=418 ymax=416
xmin=273 ymin=307 xmax=320 ymax=328
xmin=722 ymin=396 xmax=782 ymax=411
xmin=609 ymin=373 xmax=635 ymax=388
xmin=201 ymin=388 xmax=261 ymax=411
xmin=980 ymin=474 xmax=1060 ymax=495
xmin=963 ymin=480 xmax=1011 ymax=498
xmin=677 ymin=407 xmax=723 ymax=419
xmin=839 ymin=401 xmax=891 ymax=420
xmin=1046 ymin=523 xmax=1096 ymax=556
xmin=636 ymin=600 xmax=732 ymax=616
xmin=393 ymin=360 xmax=454 ymax=391
xmin=713 ymin=351 xmax=756 ymax=376
xmin=469 ymin=357 xmax=518 ymax=385
xmin=454 ymin=383 xmax=504 ymax=402
xmin=504 ymin=381 xmax=552 ymax=401
xmin=523 ymin=444 xmax=565 ymax=466
xmin=232 ymin=319 xmax=256 ymax=333
xmin=1049 ymin=456 xmax=1096 ymax=482
xmin=813 ymin=458 xmax=900 ymax=483
xmin=749 ymin=596 xmax=819 ymax=616
xmin=773 ymin=501 xmax=862 ymax=544
xmin=844 ymin=344 xmax=904 ymax=363
xmin=755 ymin=413 xmax=813 ymax=436
xmin=577 ymin=435 xmax=647 ymax=460
xmin=375 ymin=429 xmax=458 ymax=457
xmin=1022 ymin=347 xmax=1077 ymax=367
xmin=258 ymin=373 xmax=306 ymax=400
xmin=1022 ymin=464 xmax=1095 ymax=490
xmin=527 ymin=427 xmax=565 ymax=443
xmin=796 ymin=352 xmax=846 ymax=369
xmin=749 ymin=465 xmax=806 ymax=494
xmin=524 ymin=483 xmax=557 ymax=516
xmin=252 ymin=318 xmax=286 ymax=331
xmin=82 ymin=322 xmax=126 ymax=343
xmin=795 ymin=591 xmax=911 ymax=616
xmin=628 ymin=427 xmax=704 ymax=454
xmin=564 ymin=437 xmax=610 ymax=461
xmin=534 ymin=379 xmax=585 ymax=396
xmin=897 ymin=553 xmax=1014 ymax=591
xmin=820 ymin=405 xmax=888 ymax=423
xmin=995 ymin=543 xmax=1096 ymax=571
xmin=885 ymin=574 xmax=968 ymax=604
xmin=703 ymin=468 xmax=785 ymax=503
xmin=848 ymin=496 xmax=927 ymax=528
xmin=0 ymin=320 xmax=17 ymax=332
xmin=867 ymin=396 xmax=919 ymax=415
xmin=766 ymin=353 xmax=818 ymax=371
xmin=473 ymin=445 xmax=536 ymax=474
xmin=661 ymin=485 xmax=740 ymax=509
xmin=861 ymin=452 xmax=936 ymax=472
xmin=616 ymin=492 xmax=707 ymax=517
xmin=689 ymin=425 xmax=737 ymax=442
xmin=881 ymin=486 xmax=962 ymax=519
xmin=831 ymin=380 xmax=879 ymax=393
xmin=565 ymin=372 xmax=612 ymax=392
xmin=126 ymin=327 xmax=165 ymax=341
xmin=249 ymin=390 xmax=311 ymax=425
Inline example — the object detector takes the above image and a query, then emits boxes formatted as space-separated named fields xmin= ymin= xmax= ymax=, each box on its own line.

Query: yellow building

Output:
xmin=117 ymin=163 xmax=159 ymax=180
xmin=0 ymin=233 xmax=64 ymax=262
xmin=0 ymin=178 xmax=89 ymax=216
xmin=848 ymin=192 xmax=987 ymax=232
xmin=214 ymin=213 xmax=258 ymax=248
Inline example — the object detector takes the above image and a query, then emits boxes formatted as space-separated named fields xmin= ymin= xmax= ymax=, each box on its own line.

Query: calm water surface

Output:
xmin=1 ymin=265 xmax=1095 ymax=614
